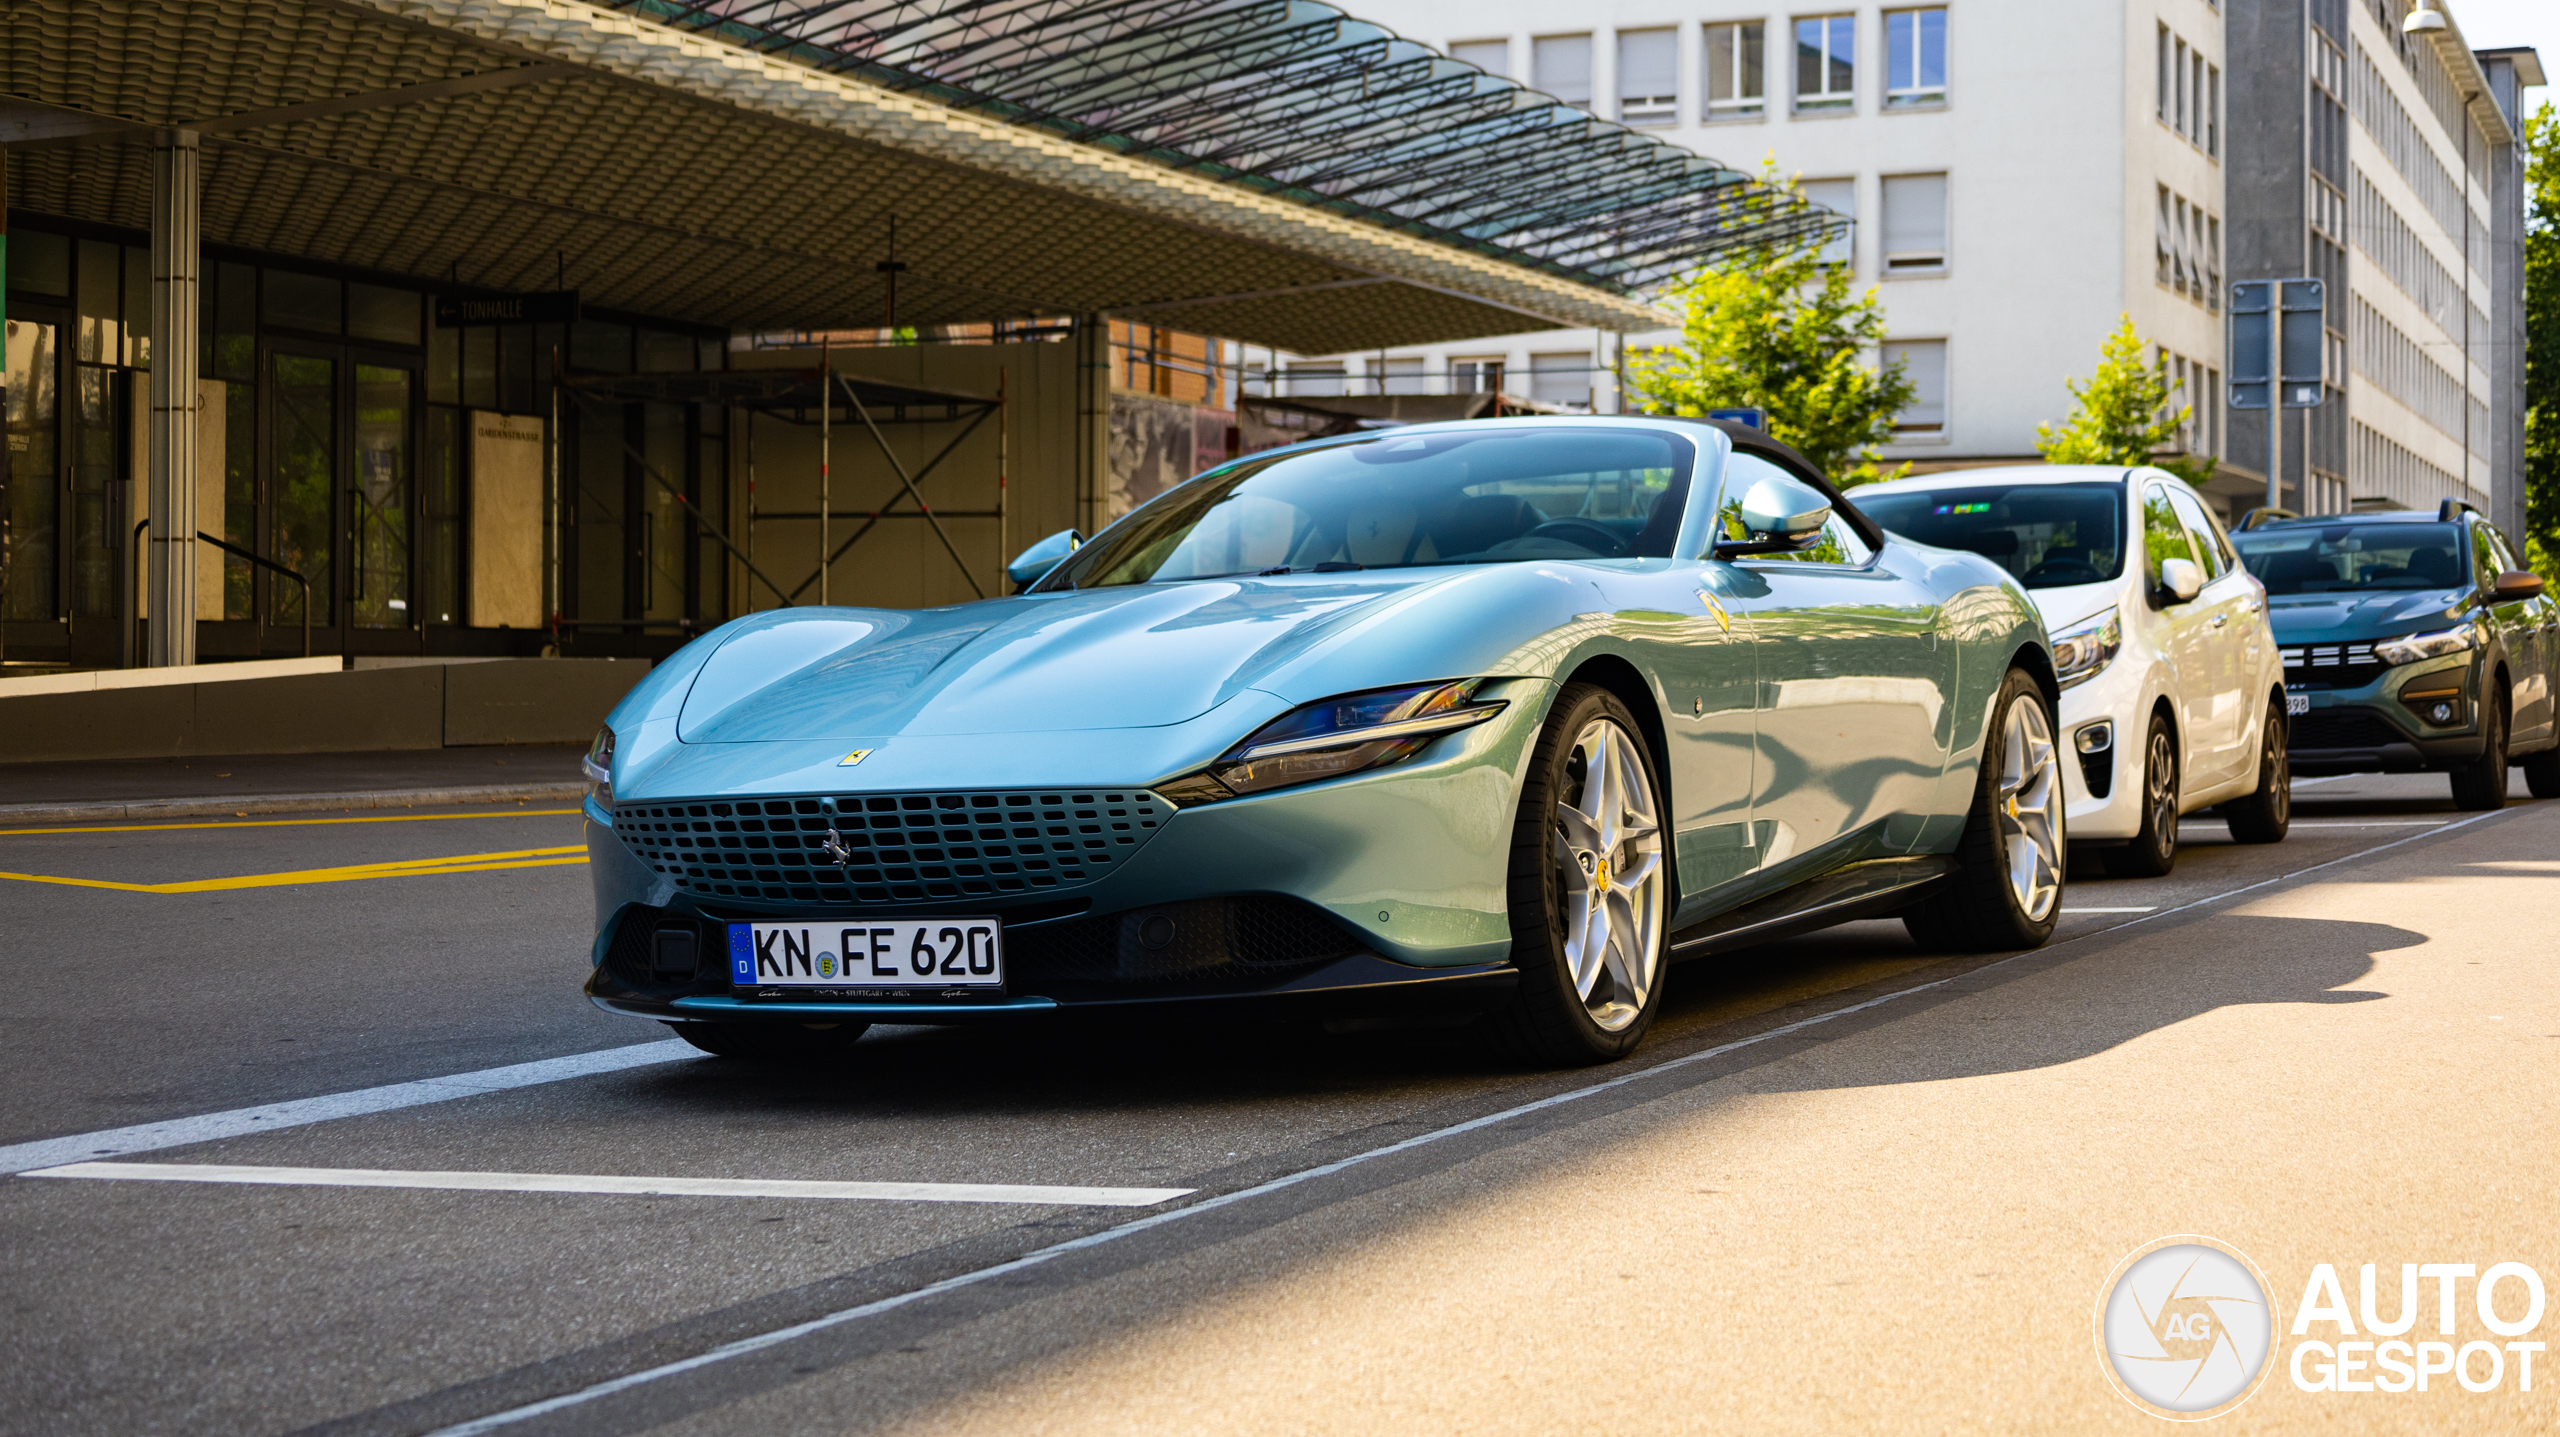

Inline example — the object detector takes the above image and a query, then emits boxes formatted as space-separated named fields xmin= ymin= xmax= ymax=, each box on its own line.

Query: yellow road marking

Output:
xmin=0 ymin=846 xmax=588 ymax=894
xmin=0 ymin=809 xmax=580 ymax=837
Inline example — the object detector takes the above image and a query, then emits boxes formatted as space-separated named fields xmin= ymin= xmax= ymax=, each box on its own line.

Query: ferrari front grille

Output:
xmin=614 ymin=790 xmax=1169 ymax=906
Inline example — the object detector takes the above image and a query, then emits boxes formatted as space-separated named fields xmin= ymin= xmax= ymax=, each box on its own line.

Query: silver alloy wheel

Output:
xmin=2144 ymin=726 xmax=2178 ymax=849
xmin=1995 ymin=697 xmax=2066 ymax=923
xmin=1550 ymin=717 xmax=1666 ymax=1032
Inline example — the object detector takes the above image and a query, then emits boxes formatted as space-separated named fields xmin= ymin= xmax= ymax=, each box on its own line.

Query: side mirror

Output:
xmin=1006 ymin=528 xmax=1083 ymax=589
xmin=2159 ymin=556 xmax=2204 ymax=603
xmin=1714 ymin=473 xmax=1832 ymax=556
xmin=2489 ymin=569 xmax=2546 ymax=603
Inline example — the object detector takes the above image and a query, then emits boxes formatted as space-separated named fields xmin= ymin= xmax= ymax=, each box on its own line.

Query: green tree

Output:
xmin=2524 ymin=102 xmax=2558 ymax=584
xmin=1627 ymin=173 xmax=1917 ymax=486
xmin=2033 ymin=314 xmax=2216 ymax=488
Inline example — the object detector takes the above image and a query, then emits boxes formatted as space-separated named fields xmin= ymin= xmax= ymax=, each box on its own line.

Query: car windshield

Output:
xmin=1854 ymin=482 xmax=2126 ymax=589
xmin=2230 ymin=522 xmax=2469 ymax=594
xmin=1034 ymin=428 xmax=1692 ymax=589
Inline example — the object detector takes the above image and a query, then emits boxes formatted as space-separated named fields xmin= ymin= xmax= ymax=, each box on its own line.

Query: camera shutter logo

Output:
xmin=2096 ymin=1236 xmax=2279 ymax=1419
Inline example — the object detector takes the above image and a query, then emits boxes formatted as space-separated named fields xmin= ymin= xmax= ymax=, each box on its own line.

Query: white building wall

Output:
xmin=1294 ymin=0 xmax=2229 ymax=474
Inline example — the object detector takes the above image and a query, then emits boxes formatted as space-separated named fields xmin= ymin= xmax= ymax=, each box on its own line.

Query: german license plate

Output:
xmin=728 ymin=919 xmax=1003 ymax=990
xmin=2286 ymin=693 xmax=2310 ymax=716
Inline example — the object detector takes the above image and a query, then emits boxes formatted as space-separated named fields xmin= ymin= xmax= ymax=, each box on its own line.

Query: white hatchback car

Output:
xmin=1856 ymin=465 xmax=2292 ymax=874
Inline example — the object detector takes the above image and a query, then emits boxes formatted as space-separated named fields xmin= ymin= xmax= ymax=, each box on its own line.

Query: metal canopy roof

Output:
xmin=3 ymin=0 xmax=1831 ymax=352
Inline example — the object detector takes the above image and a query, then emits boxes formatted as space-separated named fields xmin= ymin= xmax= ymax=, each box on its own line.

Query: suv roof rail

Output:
xmin=2238 ymin=506 xmax=2297 ymax=530
xmin=2437 ymin=498 xmax=2478 ymax=522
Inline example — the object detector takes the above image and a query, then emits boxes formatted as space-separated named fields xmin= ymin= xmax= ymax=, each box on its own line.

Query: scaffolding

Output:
xmin=558 ymin=365 xmax=1007 ymax=617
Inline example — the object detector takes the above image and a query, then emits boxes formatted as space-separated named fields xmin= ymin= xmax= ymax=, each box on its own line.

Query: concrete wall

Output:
xmin=727 ymin=340 xmax=1083 ymax=612
xmin=0 ymin=658 xmax=649 ymax=765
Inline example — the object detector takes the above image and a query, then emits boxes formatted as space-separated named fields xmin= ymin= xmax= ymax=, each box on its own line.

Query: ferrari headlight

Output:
xmin=583 ymin=726 xmax=616 ymax=813
xmin=2373 ymin=624 xmax=2475 ymax=667
xmin=1157 ymin=681 xmax=1508 ymax=805
xmin=2050 ymin=607 xmax=2123 ymax=691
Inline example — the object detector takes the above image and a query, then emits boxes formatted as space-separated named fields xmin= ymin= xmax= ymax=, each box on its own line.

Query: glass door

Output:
xmin=4 ymin=315 xmax=62 ymax=630
xmin=350 ymin=362 xmax=413 ymax=630
xmin=267 ymin=348 xmax=337 ymax=638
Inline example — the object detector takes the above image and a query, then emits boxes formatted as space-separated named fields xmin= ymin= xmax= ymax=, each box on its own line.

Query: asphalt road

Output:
xmin=2 ymin=772 xmax=2552 ymax=1435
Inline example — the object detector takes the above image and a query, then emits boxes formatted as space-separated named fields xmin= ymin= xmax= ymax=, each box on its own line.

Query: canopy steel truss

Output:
xmin=595 ymin=0 xmax=1839 ymax=293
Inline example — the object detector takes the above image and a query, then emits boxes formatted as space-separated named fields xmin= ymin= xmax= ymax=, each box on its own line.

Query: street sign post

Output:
xmin=2229 ymin=278 xmax=2324 ymax=510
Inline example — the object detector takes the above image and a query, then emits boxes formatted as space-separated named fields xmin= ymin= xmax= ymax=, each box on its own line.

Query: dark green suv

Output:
xmin=2230 ymin=503 xmax=2558 ymax=810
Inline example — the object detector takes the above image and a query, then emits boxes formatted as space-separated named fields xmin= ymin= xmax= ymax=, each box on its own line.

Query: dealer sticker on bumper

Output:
xmin=728 ymin=920 xmax=1003 ymax=989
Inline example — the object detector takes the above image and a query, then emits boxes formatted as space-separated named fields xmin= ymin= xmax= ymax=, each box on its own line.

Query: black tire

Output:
xmin=1905 ymin=668 xmax=2066 ymax=953
xmin=2101 ymin=713 xmax=2181 ymax=877
xmin=669 ymin=1020 xmax=871 ymax=1060
xmin=2218 ymin=697 xmax=2293 ymax=844
xmin=1478 ymin=683 xmax=1671 ymax=1067
xmin=2449 ymin=685 xmax=2509 ymax=812
xmin=2525 ymin=743 xmax=2560 ymax=800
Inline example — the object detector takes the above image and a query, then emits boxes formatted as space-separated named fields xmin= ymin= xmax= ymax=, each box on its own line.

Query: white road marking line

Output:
xmin=22 ymin=1162 xmax=1190 ymax=1208
xmin=0 ymin=1041 xmax=692 ymax=1177
xmin=2061 ymin=906 xmax=2157 ymax=913
xmin=413 ymin=804 xmax=2524 ymax=1437
xmin=2284 ymin=821 xmax=2449 ymax=828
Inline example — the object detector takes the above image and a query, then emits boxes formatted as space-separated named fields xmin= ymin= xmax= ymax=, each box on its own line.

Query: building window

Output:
xmin=1883 ymin=8 xmax=1946 ymax=108
xmin=1450 ymin=38 xmax=1509 ymax=78
xmin=2173 ymin=195 xmax=2194 ymax=294
xmin=2204 ymin=214 xmax=2222 ymax=310
xmin=1530 ymin=353 xmax=1593 ymax=410
xmin=2205 ymin=63 xmax=2220 ymax=156
xmin=1793 ymin=15 xmax=1855 ymax=112
xmin=1453 ymin=357 xmax=1506 ymax=393
xmin=1880 ymin=173 xmax=1947 ymax=270
xmin=1800 ymin=177 xmax=1856 ymax=267
xmin=2157 ymin=26 xmax=2172 ymax=124
xmin=1884 ymin=340 xmax=1947 ymax=436
xmin=1378 ymin=357 xmax=1426 ymax=395
xmin=2155 ymin=186 xmax=2174 ymax=285
xmin=1618 ymin=29 xmax=1678 ymax=125
xmin=1286 ymin=362 xmax=1346 ymax=398
xmin=2174 ymin=36 xmax=2189 ymax=136
xmin=1705 ymin=21 xmax=1767 ymax=118
xmin=1533 ymin=34 xmax=1593 ymax=109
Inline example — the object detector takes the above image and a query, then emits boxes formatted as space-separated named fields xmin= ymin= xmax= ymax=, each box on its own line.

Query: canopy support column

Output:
xmin=144 ymin=128 xmax=200 ymax=668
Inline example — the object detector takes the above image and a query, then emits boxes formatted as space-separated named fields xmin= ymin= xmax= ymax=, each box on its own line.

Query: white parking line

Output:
xmin=2285 ymin=821 xmax=2449 ymax=828
xmin=2061 ymin=907 xmax=2157 ymax=913
xmin=23 ymin=1162 xmax=1191 ymax=1208
xmin=0 ymin=1041 xmax=693 ymax=1176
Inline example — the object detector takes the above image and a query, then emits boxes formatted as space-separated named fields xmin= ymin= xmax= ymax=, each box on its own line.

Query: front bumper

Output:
xmin=2051 ymin=654 xmax=2160 ymax=842
xmin=584 ymin=897 xmax=1516 ymax=1026
xmin=2287 ymin=654 xmax=2483 ymax=775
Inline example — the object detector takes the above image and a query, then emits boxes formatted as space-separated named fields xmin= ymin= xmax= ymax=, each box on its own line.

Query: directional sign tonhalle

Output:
xmin=2228 ymin=278 xmax=2325 ymax=411
xmin=434 ymin=290 xmax=581 ymax=328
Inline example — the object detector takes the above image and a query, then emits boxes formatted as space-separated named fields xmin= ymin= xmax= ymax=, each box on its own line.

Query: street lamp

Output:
xmin=2403 ymin=8 xmax=2447 ymax=34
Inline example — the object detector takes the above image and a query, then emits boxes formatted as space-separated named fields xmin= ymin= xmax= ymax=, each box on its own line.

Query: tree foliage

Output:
xmin=1626 ymin=174 xmax=1916 ymax=486
xmin=2033 ymin=314 xmax=2216 ymax=488
xmin=2525 ymin=102 xmax=2558 ymax=584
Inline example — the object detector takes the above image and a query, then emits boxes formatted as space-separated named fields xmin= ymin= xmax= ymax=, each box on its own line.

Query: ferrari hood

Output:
xmin=2264 ymin=588 xmax=2470 ymax=645
xmin=675 ymin=572 xmax=1463 ymax=742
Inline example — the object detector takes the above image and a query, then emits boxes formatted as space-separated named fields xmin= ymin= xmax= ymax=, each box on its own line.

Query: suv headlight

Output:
xmin=2050 ymin=607 xmax=2123 ymax=690
xmin=2373 ymin=624 xmax=2475 ymax=667
xmin=1157 ymin=681 xmax=1508 ymax=805
xmin=583 ymin=727 xmax=615 ymax=813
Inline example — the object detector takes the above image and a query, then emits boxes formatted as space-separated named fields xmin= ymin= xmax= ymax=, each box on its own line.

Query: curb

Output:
xmin=0 ymin=783 xmax=587 ymax=826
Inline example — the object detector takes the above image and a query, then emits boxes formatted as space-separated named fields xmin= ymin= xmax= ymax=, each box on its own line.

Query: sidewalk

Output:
xmin=0 ymin=747 xmax=587 ymax=824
